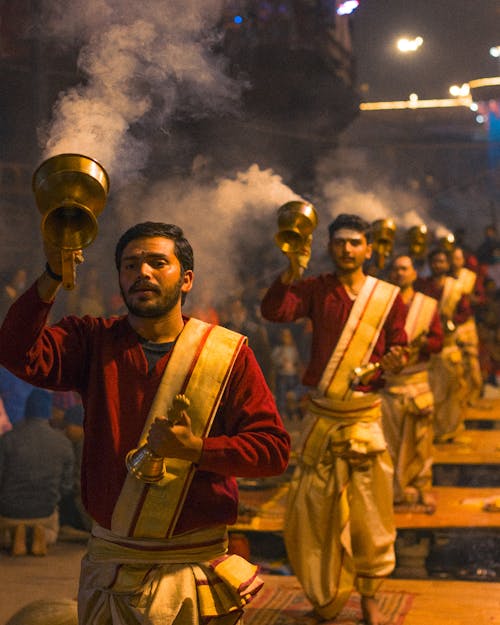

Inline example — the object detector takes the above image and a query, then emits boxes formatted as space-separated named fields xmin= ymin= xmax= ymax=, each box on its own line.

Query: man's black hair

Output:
xmin=115 ymin=222 xmax=194 ymax=273
xmin=427 ymin=247 xmax=451 ymax=264
xmin=328 ymin=214 xmax=372 ymax=243
xmin=390 ymin=253 xmax=415 ymax=269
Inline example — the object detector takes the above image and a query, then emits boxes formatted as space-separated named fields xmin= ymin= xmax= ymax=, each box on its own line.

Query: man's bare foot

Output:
xmin=420 ymin=491 xmax=437 ymax=514
xmin=361 ymin=595 xmax=388 ymax=625
xmin=304 ymin=608 xmax=329 ymax=622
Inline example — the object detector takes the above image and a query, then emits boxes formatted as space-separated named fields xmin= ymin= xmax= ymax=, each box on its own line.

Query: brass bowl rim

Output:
xmin=277 ymin=200 xmax=318 ymax=228
xmin=32 ymin=153 xmax=110 ymax=194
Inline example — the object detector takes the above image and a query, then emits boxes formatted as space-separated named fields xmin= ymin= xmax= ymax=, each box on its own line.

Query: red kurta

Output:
xmin=261 ymin=273 xmax=408 ymax=388
xmin=403 ymin=298 xmax=444 ymax=362
xmin=414 ymin=276 xmax=472 ymax=325
xmin=0 ymin=283 xmax=290 ymax=534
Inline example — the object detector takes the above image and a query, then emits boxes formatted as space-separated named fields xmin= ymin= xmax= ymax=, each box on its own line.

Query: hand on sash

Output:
xmin=147 ymin=408 xmax=203 ymax=464
xmin=380 ymin=345 xmax=408 ymax=374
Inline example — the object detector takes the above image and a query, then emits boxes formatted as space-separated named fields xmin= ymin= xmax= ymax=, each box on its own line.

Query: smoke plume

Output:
xmin=37 ymin=0 xmax=241 ymax=185
xmin=313 ymin=148 xmax=454 ymax=259
xmin=111 ymin=163 xmax=302 ymax=302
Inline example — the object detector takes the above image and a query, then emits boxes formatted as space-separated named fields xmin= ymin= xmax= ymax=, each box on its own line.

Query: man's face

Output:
xmin=328 ymin=228 xmax=372 ymax=273
xmin=430 ymin=252 xmax=450 ymax=277
xmin=118 ymin=236 xmax=193 ymax=318
xmin=390 ymin=256 xmax=417 ymax=289
xmin=451 ymin=248 xmax=465 ymax=271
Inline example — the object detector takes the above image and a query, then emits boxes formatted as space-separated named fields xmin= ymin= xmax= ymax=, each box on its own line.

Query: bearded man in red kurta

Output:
xmin=0 ymin=221 xmax=290 ymax=625
xmin=261 ymin=213 xmax=407 ymax=625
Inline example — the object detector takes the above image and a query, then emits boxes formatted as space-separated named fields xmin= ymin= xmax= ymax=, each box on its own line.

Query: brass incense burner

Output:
xmin=371 ymin=218 xmax=396 ymax=269
xmin=126 ymin=394 xmax=191 ymax=484
xmin=407 ymin=224 xmax=429 ymax=261
xmin=32 ymin=153 xmax=110 ymax=290
xmin=274 ymin=200 xmax=318 ymax=254
xmin=438 ymin=233 xmax=456 ymax=253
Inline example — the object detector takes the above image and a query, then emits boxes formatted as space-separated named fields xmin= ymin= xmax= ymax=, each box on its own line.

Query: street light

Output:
xmin=490 ymin=46 xmax=500 ymax=77
xmin=396 ymin=36 xmax=424 ymax=53
xmin=449 ymin=83 xmax=470 ymax=97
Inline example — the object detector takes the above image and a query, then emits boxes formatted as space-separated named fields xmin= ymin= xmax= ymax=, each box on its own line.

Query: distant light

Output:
xmin=233 ymin=15 xmax=243 ymax=24
xmin=470 ymin=102 xmax=479 ymax=111
xmin=397 ymin=36 xmax=424 ymax=53
xmin=476 ymin=115 xmax=485 ymax=124
xmin=490 ymin=46 xmax=500 ymax=58
xmin=469 ymin=76 xmax=500 ymax=89
xmin=360 ymin=97 xmax=472 ymax=111
xmin=449 ymin=83 xmax=470 ymax=97
xmin=337 ymin=1 xmax=359 ymax=16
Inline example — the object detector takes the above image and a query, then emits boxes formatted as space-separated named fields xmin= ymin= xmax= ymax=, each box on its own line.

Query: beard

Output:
xmin=121 ymin=277 xmax=183 ymax=318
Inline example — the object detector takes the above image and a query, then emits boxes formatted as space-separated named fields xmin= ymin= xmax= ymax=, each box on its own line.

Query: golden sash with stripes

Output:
xmin=111 ymin=318 xmax=246 ymax=539
xmin=405 ymin=291 xmax=437 ymax=342
xmin=317 ymin=276 xmax=400 ymax=400
xmin=456 ymin=267 xmax=476 ymax=296
xmin=439 ymin=276 xmax=463 ymax=320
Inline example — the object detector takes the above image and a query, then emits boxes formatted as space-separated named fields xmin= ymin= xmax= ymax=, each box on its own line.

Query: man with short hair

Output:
xmin=261 ymin=213 xmax=407 ymax=625
xmin=450 ymin=246 xmax=485 ymax=407
xmin=415 ymin=249 xmax=471 ymax=442
xmin=382 ymin=255 xmax=443 ymax=511
xmin=0 ymin=221 xmax=290 ymax=624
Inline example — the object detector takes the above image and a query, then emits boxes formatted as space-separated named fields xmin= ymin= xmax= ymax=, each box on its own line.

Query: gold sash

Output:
xmin=439 ymin=276 xmax=462 ymax=320
xmin=456 ymin=267 xmax=476 ymax=296
xmin=317 ymin=276 xmax=400 ymax=400
xmin=405 ymin=292 xmax=437 ymax=342
xmin=111 ymin=318 xmax=246 ymax=538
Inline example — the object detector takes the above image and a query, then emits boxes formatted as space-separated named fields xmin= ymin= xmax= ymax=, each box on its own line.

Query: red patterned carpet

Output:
xmin=244 ymin=582 xmax=414 ymax=625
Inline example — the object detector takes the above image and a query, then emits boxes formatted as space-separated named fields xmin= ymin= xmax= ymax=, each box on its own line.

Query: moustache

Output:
xmin=129 ymin=281 xmax=161 ymax=294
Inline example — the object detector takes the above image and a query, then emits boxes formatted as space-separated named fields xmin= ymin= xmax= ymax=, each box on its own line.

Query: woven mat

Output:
xmin=244 ymin=582 xmax=414 ymax=625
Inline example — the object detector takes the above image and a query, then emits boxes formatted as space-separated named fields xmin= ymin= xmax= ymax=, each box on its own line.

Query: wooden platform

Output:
xmin=234 ymin=483 xmax=500 ymax=532
xmin=256 ymin=575 xmax=500 ymax=625
xmin=434 ymin=430 xmax=500 ymax=464
xmin=464 ymin=397 xmax=500 ymax=425
xmin=395 ymin=486 xmax=500 ymax=528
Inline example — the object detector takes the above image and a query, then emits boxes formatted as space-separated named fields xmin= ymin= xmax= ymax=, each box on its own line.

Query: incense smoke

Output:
xmin=37 ymin=0 xmax=241 ymax=184
xmin=111 ymin=163 xmax=303 ymax=303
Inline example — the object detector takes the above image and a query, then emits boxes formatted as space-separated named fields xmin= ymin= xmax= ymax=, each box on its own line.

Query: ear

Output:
xmin=181 ymin=270 xmax=194 ymax=294
xmin=365 ymin=242 xmax=373 ymax=260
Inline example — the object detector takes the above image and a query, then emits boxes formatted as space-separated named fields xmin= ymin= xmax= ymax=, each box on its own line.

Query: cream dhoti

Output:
xmin=284 ymin=393 xmax=395 ymax=619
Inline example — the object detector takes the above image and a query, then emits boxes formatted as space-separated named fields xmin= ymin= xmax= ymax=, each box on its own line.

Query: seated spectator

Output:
xmin=51 ymin=390 xmax=81 ymax=430
xmin=271 ymin=327 xmax=302 ymax=421
xmin=476 ymin=224 xmax=499 ymax=266
xmin=0 ymin=366 xmax=36 ymax=427
xmin=0 ymin=389 xmax=74 ymax=556
xmin=224 ymin=296 xmax=274 ymax=387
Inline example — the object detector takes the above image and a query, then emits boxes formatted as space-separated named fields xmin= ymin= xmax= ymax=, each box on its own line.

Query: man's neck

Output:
xmin=336 ymin=267 xmax=366 ymax=292
xmin=128 ymin=309 xmax=185 ymax=343
xmin=431 ymin=274 xmax=447 ymax=287
xmin=400 ymin=286 xmax=415 ymax=304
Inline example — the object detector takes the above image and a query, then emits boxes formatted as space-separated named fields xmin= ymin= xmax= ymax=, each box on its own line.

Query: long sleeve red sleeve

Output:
xmin=0 ymin=282 xmax=290 ymax=534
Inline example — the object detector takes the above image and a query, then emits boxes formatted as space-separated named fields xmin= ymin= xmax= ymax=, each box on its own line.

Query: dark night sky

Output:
xmin=351 ymin=0 xmax=500 ymax=101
